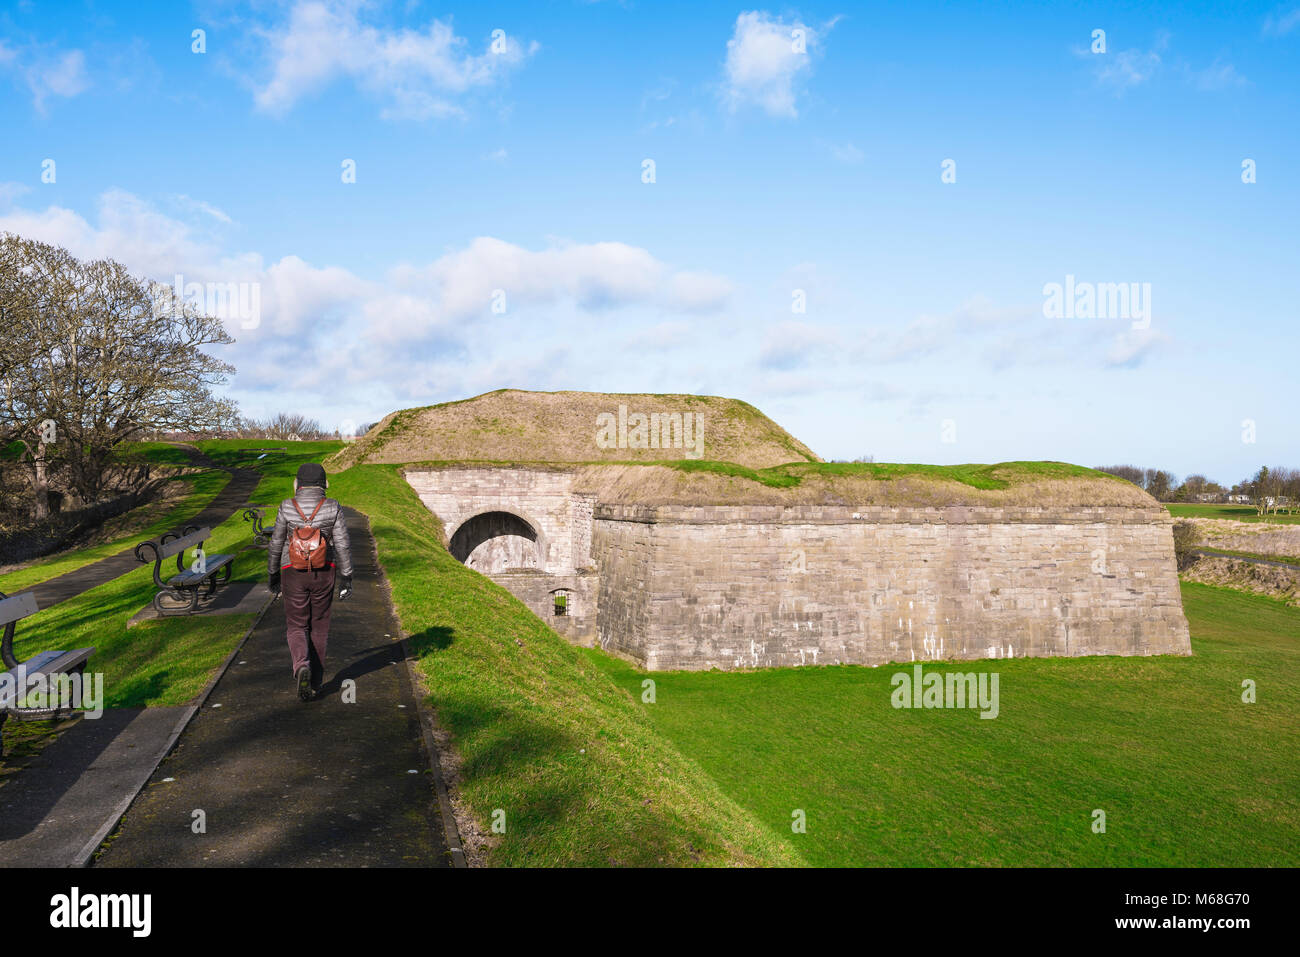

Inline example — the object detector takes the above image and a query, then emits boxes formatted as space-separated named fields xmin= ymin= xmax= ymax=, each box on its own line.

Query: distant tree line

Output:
xmin=1096 ymin=463 xmax=1300 ymax=515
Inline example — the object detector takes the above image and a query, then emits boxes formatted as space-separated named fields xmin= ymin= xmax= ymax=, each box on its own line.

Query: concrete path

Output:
xmin=24 ymin=466 xmax=261 ymax=611
xmin=95 ymin=510 xmax=452 ymax=867
xmin=0 ymin=707 xmax=193 ymax=866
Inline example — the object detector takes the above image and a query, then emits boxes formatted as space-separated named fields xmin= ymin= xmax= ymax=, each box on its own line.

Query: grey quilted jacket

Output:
xmin=267 ymin=485 xmax=354 ymax=577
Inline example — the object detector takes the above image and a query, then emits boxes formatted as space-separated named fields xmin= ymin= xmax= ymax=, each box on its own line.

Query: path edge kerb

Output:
xmin=353 ymin=509 xmax=467 ymax=869
xmin=75 ymin=593 xmax=274 ymax=868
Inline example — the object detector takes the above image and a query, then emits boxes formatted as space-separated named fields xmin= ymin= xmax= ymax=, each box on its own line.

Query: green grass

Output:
xmin=114 ymin=441 xmax=196 ymax=465
xmin=328 ymin=463 xmax=799 ymax=867
xmin=1168 ymin=503 xmax=1300 ymax=524
xmin=0 ymin=470 xmax=231 ymax=593
xmin=586 ymin=582 xmax=1299 ymax=866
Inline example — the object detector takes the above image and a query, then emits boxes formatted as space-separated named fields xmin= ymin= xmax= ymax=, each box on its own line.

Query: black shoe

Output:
xmin=296 ymin=666 xmax=313 ymax=702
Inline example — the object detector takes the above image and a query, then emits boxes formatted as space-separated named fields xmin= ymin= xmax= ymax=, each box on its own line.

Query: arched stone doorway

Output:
xmin=449 ymin=511 xmax=543 ymax=572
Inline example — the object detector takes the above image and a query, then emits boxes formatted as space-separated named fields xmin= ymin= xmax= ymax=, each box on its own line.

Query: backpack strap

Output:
xmin=291 ymin=497 xmax=326 ymax=523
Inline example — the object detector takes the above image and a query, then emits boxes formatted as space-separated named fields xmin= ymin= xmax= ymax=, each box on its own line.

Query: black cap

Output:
xmin=296 ymin=463 xmax=327 ymax=488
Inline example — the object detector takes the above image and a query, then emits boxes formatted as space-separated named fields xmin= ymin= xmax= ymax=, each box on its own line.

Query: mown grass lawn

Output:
xmin=587 ymin=582 xmax=1299 ymax=866
xmin=1168 ymin=503 xmax=1300 ymax=524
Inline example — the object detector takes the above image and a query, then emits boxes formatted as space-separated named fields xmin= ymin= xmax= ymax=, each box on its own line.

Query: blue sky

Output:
xmin=2 ymin=0 xmax=1296 ymax=484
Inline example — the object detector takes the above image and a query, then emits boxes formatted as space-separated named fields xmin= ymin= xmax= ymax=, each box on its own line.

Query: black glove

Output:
xmin=338 ymin=574 xmax=353 ymax=600
xmin=269 ymin=571 xmax=281 ymax=599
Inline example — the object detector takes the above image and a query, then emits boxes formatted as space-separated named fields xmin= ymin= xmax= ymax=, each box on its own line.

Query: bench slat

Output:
xmin=158 ymin=527 xmax=212 ymax=561
xmin=166 ymin=553 xmax=236 ymax=587
xmin=0 ymin=591 xmax=39 ymax=627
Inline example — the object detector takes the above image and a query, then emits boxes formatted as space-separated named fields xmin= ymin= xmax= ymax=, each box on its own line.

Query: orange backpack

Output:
xmin=287 ymin=498 xmax=329 ymax=571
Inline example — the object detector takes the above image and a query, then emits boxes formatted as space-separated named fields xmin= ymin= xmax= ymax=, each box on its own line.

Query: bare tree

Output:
xmin=238 ymin=413 xmax=327 ymax=441
xmin=0 ymin=233 xmax=239 ymax=518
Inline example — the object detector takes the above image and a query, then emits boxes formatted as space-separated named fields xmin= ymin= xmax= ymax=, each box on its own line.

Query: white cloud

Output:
xmin=666 ymin=270 xmax=734 ymax=312
xmin=1094 ymin=47 xmax=1162 ymax=92
xmin=1263 ymin=7 xmax=1300 ymax=36
xmin=173 ymin=194 xmax=234 ymax=224
xmin=252 ymin=0 xmax=535 ymax=118
xmin=1087 ymin=33 xmax=1245 ymax=94
xmin=625 ymin=320 xmax=693 ymax=352
xmin=828 ymin=142 xmax=864 ymax=164
xmin=0 ymin=182 xmax=32 ymax=206
xmin=758 ymin=320 xmax=840 ymax=370
xmin=1185 ymin=59 xmax=1248 ymax=91
xmin=1 ymin=41 xmax=90 ymax=111
xmin=1105 ymin=326 xmax=1172 ymax=367
xmin=721 ymin=11 xmax=831 ymax=118
xmin=0 ymin=191 xmax=734 ymax=410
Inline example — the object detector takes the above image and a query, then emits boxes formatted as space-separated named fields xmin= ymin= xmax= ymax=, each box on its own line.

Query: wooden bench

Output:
xmin=242 ymin=505 xmax=272 ymax=548
xmin=0 ymin=590 xmax=95 ymax=755
xmin=134 ymin=526 xmax=236 ymax=617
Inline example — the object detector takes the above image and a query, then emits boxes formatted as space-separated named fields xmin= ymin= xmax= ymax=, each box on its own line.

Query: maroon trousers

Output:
xmin=282 ymin=566 xmax=336 ymax=682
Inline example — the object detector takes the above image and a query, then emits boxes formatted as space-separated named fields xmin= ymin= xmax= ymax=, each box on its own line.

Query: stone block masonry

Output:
xmin=407 ymin=468 xmax=1192 ymax=672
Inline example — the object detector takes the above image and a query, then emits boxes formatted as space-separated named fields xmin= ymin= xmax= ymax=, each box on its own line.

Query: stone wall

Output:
xmin=591 ymin=503 xmax=1191 ymax=670
xmin=488 ymin=569 xmax=599 ymax=646
xmin=406 ymin=468 xmax=591 ymax=573
xmin=406 ymin=468 xmax=1192 ymax=672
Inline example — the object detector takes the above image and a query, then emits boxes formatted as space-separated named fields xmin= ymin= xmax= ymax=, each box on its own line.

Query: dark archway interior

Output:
xmin=449 ymin=511 xmax=539 ymax=572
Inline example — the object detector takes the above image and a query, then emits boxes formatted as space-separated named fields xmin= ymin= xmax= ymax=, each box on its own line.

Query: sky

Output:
xmin=1 ymin=0 xmax=1296 ymax=485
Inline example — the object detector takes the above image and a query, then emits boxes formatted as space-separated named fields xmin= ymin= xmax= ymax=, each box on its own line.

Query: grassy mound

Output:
xmin=326 ymin=389 xmax=820 ymax=471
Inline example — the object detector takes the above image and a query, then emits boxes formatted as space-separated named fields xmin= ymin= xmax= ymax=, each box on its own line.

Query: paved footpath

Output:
xmin=95 ymin=509 xmax=451 ymax=867
xmin=24 ymin=466 xmax=262 ymax=610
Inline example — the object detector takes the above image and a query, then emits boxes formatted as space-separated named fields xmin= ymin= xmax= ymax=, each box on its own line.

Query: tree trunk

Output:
xmin=27 ymin=440 xmax=51 ymax=521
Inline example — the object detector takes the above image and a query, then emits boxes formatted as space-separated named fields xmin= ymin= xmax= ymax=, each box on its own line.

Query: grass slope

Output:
xmin=588 ymin=582 xmax=1299 ymax=866
xmin=328 ymin=463 xmax=799 ymax=867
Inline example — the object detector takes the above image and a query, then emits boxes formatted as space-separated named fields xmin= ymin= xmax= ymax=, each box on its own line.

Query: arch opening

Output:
xmin=449 ymin=511 xmax=541 ymax=572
